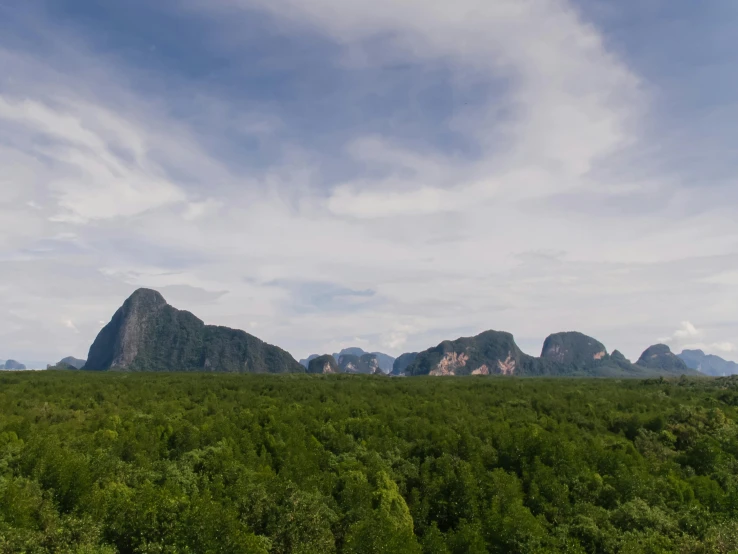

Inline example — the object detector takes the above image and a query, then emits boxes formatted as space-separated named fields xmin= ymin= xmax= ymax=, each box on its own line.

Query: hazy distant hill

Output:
xmin=1 ymin=360 xmax=26 ymax=370
xmin=678 ymin=349 xmax=738 ymax=376
xmin=392 ymin=352 xmax=418 ymax=375
xmin=47 ymin=356 xmax=87 ymax=371
xmin=298 ymin=354 xmax=319 ymax=368
xmin=60 ymin=356 xmax=86 ymax=369
xmin=300 ymin=347 xmax=395 ymax=373
xmin=84 ymin=289 xmax=304 ymax=373
xmin=336 ymin=353 xmax=381 ymax=374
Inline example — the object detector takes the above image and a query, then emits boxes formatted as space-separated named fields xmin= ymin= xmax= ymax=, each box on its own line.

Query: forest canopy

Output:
xmin=0 ymin=372 xmax=737 ymax=553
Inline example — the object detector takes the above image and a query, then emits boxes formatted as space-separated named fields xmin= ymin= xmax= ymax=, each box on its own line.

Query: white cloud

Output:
xmin=2 ymin=1 xmax=738 ymax=365
xmin=659 ymin=322 xmax=736 ymax=358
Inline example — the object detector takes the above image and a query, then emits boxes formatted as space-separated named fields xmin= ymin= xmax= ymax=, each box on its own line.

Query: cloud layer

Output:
xmin=1 ymin=0 xmax=737 ymax=366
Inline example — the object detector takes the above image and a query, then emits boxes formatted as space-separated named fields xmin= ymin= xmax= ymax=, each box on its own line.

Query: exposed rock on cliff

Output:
xmin=307 ymin=354 xmax=340 ymax=374
xmin=541 ymin=332 xmax=608 ymax=366
xmin=405 ymin=330 xmax=537 ymax=377
xmin=637 ymin=344 xmax=690 ymax=373
xmin=337 ymin=353 xmax=380 ymax=374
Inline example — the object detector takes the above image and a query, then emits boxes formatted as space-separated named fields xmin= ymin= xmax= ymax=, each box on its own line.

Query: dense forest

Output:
xmin=0 ymin=372 xmax=737 ymax=553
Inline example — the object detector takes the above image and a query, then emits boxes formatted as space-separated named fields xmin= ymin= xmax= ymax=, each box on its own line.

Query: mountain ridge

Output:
xmin=678 ymin=349 xmax=738 ymax=376
xmin=84 ymin=289 xmax=304 ymax=373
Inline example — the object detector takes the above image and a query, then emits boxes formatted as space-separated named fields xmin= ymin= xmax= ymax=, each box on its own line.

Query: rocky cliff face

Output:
xmin=84 ymin=289 xmax=304 ymax=373
xmin=636 ymin=344 xmax=689 ymax=373
xmin=541 ymin=332 xmax=608 ymax=366
xmin=403 ymin=330 xmax=691 ymax=378
xmin=337 ymin=353 xmax=380 ymax=374
xmin=405 ymin=330 xmax=538 ymax=377
xmin=307 ymin=354 xmax=340 ymax=374
xmin=300 ymin=348 xmax=395 ymax=373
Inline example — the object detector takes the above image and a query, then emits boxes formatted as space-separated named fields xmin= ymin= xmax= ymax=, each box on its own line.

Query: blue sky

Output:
xmin=2 ymin=0 xmax=738 ymax=366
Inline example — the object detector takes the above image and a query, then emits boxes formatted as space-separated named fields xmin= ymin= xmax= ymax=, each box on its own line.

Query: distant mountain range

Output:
xmin=78 ymin=288 xmax=711 ymax=377
xmin=0 ymin=359 xmax=26 ymax=370
xmin=300 ymin=348 xmax=395 ymax=373
xmin=47 ymin=357 xmax=87 ymax=370
xmin=402 ymin=331 xmax=697 ymax=377
xmin=678 ymin=349 xmax=738 ymax=376
xmin=306 ymin=352 xmax=385 ymax=375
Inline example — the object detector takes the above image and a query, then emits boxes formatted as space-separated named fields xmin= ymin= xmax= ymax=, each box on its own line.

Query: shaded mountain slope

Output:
xmin=84 ymin=289 xmax=304 ymax=373
xmin=679 ymin=349 xmax=738 ymax=376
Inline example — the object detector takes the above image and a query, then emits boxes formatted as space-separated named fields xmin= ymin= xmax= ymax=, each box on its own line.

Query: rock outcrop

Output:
xmin=636 ymin=344 xmax=689 ymax=373
xmin=301 ymin=347 xmax=395 ymax=372
xmin=403 ymin=330 xmax=692 ymax=378
xmin=541 ymin=332 xmax=608 ymax=366
xmin=83 ymin=289 xmax=304 ymax=373
xmin=337 ymin=353 xmax=380 ymax=374
xmin=405 ymin=330 xmax=538 ymax=377
xmin=307 ymin=354 xmax=340 ymax=374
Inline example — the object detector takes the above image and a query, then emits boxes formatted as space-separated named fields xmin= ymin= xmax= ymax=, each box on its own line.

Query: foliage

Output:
xmin=0 ymin=372 xmax=737 ymax=552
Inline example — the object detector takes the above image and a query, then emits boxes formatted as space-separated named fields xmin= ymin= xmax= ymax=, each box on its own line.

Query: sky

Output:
xmin=2 ymin=0 xmax=738 ymax=367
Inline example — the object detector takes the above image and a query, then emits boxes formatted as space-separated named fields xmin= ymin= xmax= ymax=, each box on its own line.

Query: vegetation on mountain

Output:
xmin=84 ymin=289 xmax=304 ymax=374
xmin=680 ymin=349 xmax=738 ymax=376
xmin=637 ymin=344 xmax=689 ymax=373
xmin=302 ymin=348 xmax=396 ymax=373
xmin=307 ymin=354 xmax=340 ymax=374
xmin=403 ymin=330 xmax=686 ymax=378
xmin=611 ymin=350 xmax=629 ymax=363
xmin=541 ymin=332 xmax=608 ymax=366
xmin=60 ymin=356 xmax=86 ymax=369
xmin=47 ymin=357 xmax=86 ymax=371
xmin=337 ymin=353 xmax=380 ymax=374
xmin=0 ymin=371 xmax=736 ymax=552
xmin=393 ymin=352 xmax=418 ymax=375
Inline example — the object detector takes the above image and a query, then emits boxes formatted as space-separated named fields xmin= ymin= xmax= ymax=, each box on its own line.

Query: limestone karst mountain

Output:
xmin=336 ymin=353 xmax=381 ymax=374
xmin=404 ymin=330 xmax=538 ymax=376
xmin=300 ymin=347 xmax=395 ymax=373
xmin=678 ymin=349 xmax=738 ymax=376
xmin=392 ymin=352 xmax=418 ymax=375
xmin=307 ymin=354 xmax=340 ymax=374
xmin=83 ymin=289 xmax=304 ymax=373
xmin=48 ymin=356 xmax=87 ymax=370
xmin=636 ymin=344 xmax=690 ymax=373
xmin=540 ymin=332 xmax=608 ymax=366
xmin=403 ymin=330 xmax=697 ymax=378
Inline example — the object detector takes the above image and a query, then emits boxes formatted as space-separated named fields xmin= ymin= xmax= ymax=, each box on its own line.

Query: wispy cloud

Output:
xmin=1 ymin=1 xmax=737 ymax=363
